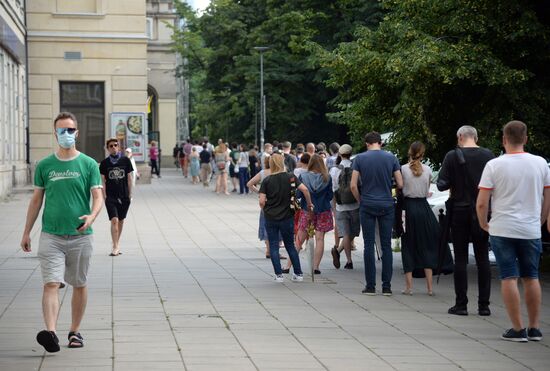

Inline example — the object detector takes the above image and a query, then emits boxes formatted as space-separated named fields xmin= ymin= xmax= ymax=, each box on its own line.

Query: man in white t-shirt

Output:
xmin=477 ymin=120 xmax=550 ymax=342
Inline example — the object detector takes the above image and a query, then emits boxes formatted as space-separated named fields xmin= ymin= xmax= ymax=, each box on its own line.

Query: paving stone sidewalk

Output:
xmin=0 ymin=169 xmax=549 ymax=371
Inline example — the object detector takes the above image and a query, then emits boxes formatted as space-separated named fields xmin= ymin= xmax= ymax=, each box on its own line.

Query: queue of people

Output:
xmin=18 ymin=111 xmax=550 ymax=354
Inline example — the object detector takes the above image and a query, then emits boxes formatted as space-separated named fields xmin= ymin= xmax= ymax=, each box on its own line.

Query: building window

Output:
xmin=146 ymin=17 xmax=154 ymax=40
xmin=60 ymin=82 xmax=105 ymax=162
xmin=0 ymin=49 xmax=25 ymax=164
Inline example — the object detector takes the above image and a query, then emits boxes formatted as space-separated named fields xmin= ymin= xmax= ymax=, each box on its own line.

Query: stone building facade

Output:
xmin=0 ymin=0 xmax=27 ymax=198
xmin=26 ymin=0 xmax=148 ymax=163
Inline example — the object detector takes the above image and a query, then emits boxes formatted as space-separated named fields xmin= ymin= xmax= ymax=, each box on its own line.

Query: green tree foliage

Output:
xmin=172 ymin=0 xmax=382 ymax=145
xmin=320 ymin=0 xmax=550 ymax=162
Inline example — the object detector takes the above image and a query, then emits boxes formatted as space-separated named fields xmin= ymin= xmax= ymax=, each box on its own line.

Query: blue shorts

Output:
xmin=489 ymin=236 xmax=541 ymax=279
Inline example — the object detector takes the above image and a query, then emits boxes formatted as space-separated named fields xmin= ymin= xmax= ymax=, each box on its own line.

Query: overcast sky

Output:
xmin=190 ymin=0 xmax=210 ymax=11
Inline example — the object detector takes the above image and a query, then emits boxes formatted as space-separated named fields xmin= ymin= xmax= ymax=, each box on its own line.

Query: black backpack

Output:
xmin=335 ymin=166 xmax=356 ymax=204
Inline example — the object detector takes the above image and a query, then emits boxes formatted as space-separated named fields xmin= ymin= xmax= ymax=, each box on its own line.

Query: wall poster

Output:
xmin=110 ymin=112 xmax=147 ymax=162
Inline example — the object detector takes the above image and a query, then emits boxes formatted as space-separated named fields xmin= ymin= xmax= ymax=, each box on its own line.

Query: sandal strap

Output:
xmin=68 ymin=332 xmax=83 ymax=341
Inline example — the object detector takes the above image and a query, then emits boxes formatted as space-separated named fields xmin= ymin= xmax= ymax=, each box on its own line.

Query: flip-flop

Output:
xmin=109 ymin=253 xmax=118 ymax=256
xmin=36 ymin=330 xmax=60 ymax=353
xmin=68 ymin=332 xmax=84 ymax=348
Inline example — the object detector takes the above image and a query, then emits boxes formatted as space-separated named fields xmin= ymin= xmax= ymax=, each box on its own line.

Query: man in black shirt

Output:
xmin=199 ymin=144 xmax=212 ymax=186
xmin=99 ymin=138 xmax=133 ymax=256
xmin=438 ymin=125 xmax=495 ymax=316
xmin=282 ymin=141 xmax=297 ymax=173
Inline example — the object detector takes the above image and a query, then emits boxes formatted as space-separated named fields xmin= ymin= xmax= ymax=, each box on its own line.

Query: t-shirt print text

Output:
xmin=48 ymin=170 xmax=81 ymax=182
xmin=108 ymin=168 xmax=126 ymax=180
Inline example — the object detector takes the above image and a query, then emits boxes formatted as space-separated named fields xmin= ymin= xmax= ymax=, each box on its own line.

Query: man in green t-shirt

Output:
xmin=20 ymin=112 xmax=103 ymax=353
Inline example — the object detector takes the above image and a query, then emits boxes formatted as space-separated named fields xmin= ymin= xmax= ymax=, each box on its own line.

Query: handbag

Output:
xmin=289 ymin=175 xmax=301 ymax=211
xmin=217 ymin=161 xmax=226 ymax=171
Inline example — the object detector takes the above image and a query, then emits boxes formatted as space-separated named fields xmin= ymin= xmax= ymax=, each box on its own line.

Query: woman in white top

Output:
xmin=400 ymin=141 xmax=452 ymax=296
xmin=125 ymin=148 xmax=139 ymax=188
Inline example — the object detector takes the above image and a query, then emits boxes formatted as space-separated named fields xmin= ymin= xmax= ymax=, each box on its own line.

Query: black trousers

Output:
xmin=150 ymin=159 xmax=160 ymax=176
xmin=450 ymin=208 xmax=491 ymax=308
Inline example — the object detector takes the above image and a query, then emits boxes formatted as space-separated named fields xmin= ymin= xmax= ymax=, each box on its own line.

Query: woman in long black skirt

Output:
xmin=400 ymin=142 xmax=442 ymax=295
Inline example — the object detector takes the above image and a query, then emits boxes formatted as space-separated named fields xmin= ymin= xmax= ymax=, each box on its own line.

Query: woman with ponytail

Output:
xmin=400 ymin=142 xmax=443 ymax=295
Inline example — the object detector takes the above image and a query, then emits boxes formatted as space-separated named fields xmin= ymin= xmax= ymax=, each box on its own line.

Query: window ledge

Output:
xmin=52 ymin=12 xmax=106 ymax=19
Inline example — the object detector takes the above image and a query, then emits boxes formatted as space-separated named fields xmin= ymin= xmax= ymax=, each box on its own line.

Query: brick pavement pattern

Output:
xmin=0 ymin=169 xmax=549 ymax=371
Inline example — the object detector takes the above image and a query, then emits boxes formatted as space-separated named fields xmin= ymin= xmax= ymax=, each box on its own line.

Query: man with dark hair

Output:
xmin=282 ymin=141 xmax=297 ymax=173
xmin=229 ymin=142 xmax=240 ymax=192
xmin=21 ymin=112 xmax=103 ymax=352
xmin=330 ymin=144 xmax=359 ymax=270
xmin=326 ymin=142 xmax=340 ymax=170
xmin=351 ymin=131 xmax=403 ymax=295
xmin=437 ymin=125 xmax=494 ymax=316
xmin=100 ymin=138 xmax=133 ymax=256
xmin=477 ymin=120 xmax=550 ymax=342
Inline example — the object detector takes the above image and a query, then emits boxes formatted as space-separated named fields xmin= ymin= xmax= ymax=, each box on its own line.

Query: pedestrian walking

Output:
xmin=238 ymin=144 xmax=250 ymax=194
xmin=295 ymin=154 xmax=334 ymax=275
xmin=172 ymin=142 xmax=180 ymax=168
xmin=229 ymin=142 xmax=239 ymax=192
xmin=294 ymin=153 xmax=310 ymax=178
xmin=477 ymin=120 xmax=550 ymax=342
xmin=177 ymin=142 xmax=186 ymax=174
xmin=125 ymin=148 xmax=140 ymax=188
xmin=183 ymin=140 xmax=193 ymax=177
xmin=100 ymin=138 xmax=133 ymax=256
xmin=149 ymin=140 xmax=160 ymax=178
xmin=282 ymin=141 xmax=297 ymax=173
xmin=259 ymin=154 xmax=313 ymax=282
xmin=214 ymin=142 xmax=230 ymax=195
xmin=20 ymin=112 xmax=103 ymax=352
xmin=437 ymin=125 xmax=494 ymax=316
xmin=249 ymin=147 xmax=259 ymax=179
xmin=247 ymin=155 xmax=286 ymax=260
xmin=199 ymin=144 xmax=212 ymax=186
xmin=326 ymin=142 xmax=340 ymax=170
xmin=330 ymin=144 xmax=359 ymax=270
xmin=189 ymin=147 xmax=200 ymax=184
xmin=260 ymin=142 xmax=273 ymax=171
xmin=400 ymin=142 xmax=452 ymax=295
xmin=351 ymin=131 xmax=403 ymax=295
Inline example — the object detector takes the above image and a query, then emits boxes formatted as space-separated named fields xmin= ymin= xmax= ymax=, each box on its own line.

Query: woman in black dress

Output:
xmin=400 ymin=142 xmax=451 ymax=295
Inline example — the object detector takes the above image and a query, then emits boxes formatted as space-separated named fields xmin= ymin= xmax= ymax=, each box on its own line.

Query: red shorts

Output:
xmin=297 ymin=210 xmax=334 ymax=233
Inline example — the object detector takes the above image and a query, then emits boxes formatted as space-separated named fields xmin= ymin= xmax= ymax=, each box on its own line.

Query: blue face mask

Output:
xmin=56 ymin=130 xmax=77 ymax=149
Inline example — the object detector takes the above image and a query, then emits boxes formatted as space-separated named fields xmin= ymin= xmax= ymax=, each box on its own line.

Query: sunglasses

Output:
xmin=108 ymin=143 xmax=119 ymax=148
xmin=56 ymin=128 xmax=77 ymax=135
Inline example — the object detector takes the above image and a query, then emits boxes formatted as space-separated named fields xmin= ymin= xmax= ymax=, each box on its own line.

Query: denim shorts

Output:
xmin=489 ymin=236 xmax=541 ymax=279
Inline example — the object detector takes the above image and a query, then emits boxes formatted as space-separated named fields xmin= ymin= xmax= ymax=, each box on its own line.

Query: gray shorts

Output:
xmin=37 ymin=232 xmax=93 ymax=287
xmin=336 ymin=209 xmax=360 ymax=238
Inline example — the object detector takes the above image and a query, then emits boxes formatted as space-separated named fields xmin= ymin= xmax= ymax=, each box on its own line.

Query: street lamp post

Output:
xmin=254 ymin=46 xmax=269 ymax=150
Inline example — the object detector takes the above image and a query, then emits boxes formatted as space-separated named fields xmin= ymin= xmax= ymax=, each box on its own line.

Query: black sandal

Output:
xmin=36 ymin=330 xmax=60 ymax=353
xmin=68 ymin=332 xmax=84 ymax=348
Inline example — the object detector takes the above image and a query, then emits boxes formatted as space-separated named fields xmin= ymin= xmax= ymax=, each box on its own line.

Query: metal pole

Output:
xmin=259 ymin=51 xmax=265 ymax=151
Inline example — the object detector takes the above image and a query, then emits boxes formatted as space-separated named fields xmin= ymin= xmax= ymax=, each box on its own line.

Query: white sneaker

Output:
xmin=292 ymin=274 xmax=303 ymax=282
xmin=274 ymin=275 xmax=284 ymax=283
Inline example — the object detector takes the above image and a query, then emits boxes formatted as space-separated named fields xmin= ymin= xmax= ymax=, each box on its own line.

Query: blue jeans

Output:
xmin=238 ymin=167 xmax=249 ymax=194
xmin=265 ymin=217 xmax=302 ymax=276
xmin=490 ymin=236 xmax=542 ymax=279
xmin=360 ymin=204 xmax=394 ymax=289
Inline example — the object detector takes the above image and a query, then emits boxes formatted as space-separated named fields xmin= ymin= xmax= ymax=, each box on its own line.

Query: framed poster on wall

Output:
xmin=110 ymin=112 xmax=147 ymax=162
